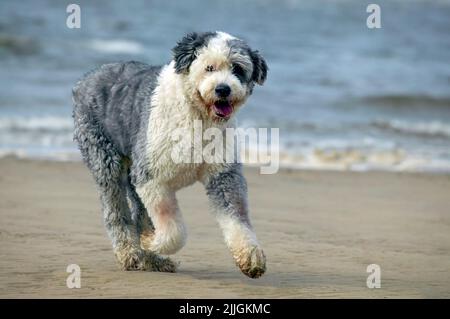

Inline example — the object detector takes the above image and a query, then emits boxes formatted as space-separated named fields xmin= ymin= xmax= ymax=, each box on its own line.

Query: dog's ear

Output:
xmin=250 ymin=50 xmax=268 ymax=85
xmin=172 ymin=32 xmax=214 ymax=74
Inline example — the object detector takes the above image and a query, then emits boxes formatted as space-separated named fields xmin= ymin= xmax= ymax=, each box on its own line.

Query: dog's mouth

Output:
xmin=212 ymin=100 xmax=233 ymax=118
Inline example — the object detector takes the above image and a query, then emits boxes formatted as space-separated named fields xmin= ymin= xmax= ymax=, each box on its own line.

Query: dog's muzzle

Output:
xmin=213 ymin=83 xmax=233 ymax=118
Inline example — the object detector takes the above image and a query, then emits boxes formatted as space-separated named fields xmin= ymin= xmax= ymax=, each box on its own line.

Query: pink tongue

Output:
xmin=214 ymin=103 xmax=233 ymax=117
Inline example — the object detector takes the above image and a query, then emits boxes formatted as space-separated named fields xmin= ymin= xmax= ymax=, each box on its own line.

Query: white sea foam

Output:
xmin=276 ymin=148 xmax=450 ymax=172
xmin=373 ymin=119 xmax=450 ymax=138
xmin=0 ymin=147 xmax=80 ymax=161
xmin=0 ymin=116 xmax=76 ymax=155
xmin=88 ymin=39 xmax=144 ymax=54
xmin=0 ymin=116 xmax=73 ymax=131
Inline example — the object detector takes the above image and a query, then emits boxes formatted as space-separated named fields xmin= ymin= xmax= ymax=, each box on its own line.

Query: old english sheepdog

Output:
xmin=72 ymin=31 xmax=268 ymax=278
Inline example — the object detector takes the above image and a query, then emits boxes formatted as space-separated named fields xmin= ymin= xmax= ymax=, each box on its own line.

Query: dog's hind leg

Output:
xmin=74 ymin=116 xmax=175 ymax=272
xmin=125 ymin=175 xmax=156 ymax=251
xmin=97 ymin=162 xmax=176 ymax=272
xmin=100 ymin=170 xmax=139 ymax=270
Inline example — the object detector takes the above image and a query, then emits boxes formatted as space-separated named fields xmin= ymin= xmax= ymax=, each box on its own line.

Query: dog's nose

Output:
xmin=215 ymin=83 xmax=231 ymax=98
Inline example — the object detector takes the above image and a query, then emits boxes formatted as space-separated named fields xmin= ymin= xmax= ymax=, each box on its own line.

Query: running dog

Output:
xmin=72 ymin=31 xmax=268 ymax=278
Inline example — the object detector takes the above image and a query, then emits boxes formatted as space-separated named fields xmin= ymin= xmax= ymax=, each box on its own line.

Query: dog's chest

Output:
xmin=146 ymin=110 xmax=212 ymax=190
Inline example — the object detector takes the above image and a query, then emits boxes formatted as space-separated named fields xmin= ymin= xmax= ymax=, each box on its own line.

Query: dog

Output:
xmin=72 ymin=31 xmax=268 ymax=278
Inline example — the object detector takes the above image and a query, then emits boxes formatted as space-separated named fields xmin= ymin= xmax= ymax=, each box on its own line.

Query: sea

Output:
xmin=1 ymin=0 xmax=450 ymax=172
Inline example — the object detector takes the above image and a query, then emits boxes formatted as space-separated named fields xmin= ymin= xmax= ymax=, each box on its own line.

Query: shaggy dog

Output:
xmin=72 ymin=31 xmax=268 ymax=278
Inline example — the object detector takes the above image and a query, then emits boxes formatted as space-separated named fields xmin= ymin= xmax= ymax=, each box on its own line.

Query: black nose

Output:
xmin=215 ymin=83 xmax=231 ymax=98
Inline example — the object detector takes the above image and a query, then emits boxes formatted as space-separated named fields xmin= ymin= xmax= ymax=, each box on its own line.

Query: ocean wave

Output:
xmin=238 ymin=135 xmax=450 ymax=172
xmin=276 ymin=148 xmax=450 ymax=172
xmin=360 ymin=94 xmax=450 ymax=108
xmin=372 ymin=119 xmax=450 ymax=138
xmin=88 ymin=39 xmax=144 ymax=54
xmin=1 ymin=116 xmax=449 ymax=173
xmin=1 ymin=142 xmax=449 ymax=173
xmin=278 ymin=148 xmax=406 ymax=171
xmin=0 ymin=148 xmax=80 ymax=162
xmin=231 ymin=140 xmax=450 ymax=172
xmin=0 ymin=34 xmax=40 ymax=56
xmin=0 ymin=116 xmax=75 ymax=150
xmin=0 ymin=116 xmax=73 ymax=132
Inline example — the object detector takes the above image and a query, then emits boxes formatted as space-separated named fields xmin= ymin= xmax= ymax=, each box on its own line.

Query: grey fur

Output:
xmin=73 ymin=61 xmax=158 ymax=186
xmin=227 ymin=38 xmax=268 ymax=92
xmin=205 ymin=163 xmax=250 ymax=224
xmin=73 ymin=61 xmax=175 ymax=271
xmin=249 ymin=50 xmax=268 ymax=85
xmin=228 ymin=39 xmax=254 ymax=82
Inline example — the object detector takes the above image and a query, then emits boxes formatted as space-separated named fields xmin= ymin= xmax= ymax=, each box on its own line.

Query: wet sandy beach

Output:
xmin=0 ymin=157 xmax=449 ymax=298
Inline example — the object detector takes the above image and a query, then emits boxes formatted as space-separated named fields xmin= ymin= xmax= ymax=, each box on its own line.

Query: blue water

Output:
xmin=1 ymin=0 xmax=450 ymax=171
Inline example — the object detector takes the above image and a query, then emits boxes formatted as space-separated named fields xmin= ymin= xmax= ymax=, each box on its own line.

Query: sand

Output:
xmin=0 ymin=157 xmax=449 ymax=298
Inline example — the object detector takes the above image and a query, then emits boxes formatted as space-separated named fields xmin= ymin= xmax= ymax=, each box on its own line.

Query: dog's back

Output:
xmin=72 ymin=61 xmax=161 ymax=157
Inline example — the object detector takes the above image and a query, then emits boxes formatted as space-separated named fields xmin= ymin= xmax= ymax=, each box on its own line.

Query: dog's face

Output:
xmin=172 ymin=31 xmax=267 ymax=122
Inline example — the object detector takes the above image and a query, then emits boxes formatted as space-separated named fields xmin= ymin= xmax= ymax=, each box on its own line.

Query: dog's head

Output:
xmin=172 ymin=31 xmax=267 ymax=122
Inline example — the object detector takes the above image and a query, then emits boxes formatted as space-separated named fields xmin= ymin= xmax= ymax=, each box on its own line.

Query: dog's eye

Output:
xmin=232 ymin=64 xmax=246 ymax=80
xmin=205 ymin=65 xmax=215 ymax=72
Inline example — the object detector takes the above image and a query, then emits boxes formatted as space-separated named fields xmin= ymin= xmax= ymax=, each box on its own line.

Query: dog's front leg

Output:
xmin=136 ymin=183 xmax=187 ymax=255
xmin=203 ymin=165 xmax=266 ymax=278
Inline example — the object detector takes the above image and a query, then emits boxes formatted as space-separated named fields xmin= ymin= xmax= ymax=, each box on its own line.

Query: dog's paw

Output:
xmin=141 ymin=251 xmax=178 ymax=272
xmin=115 ymin=246 xmax=177 ymax=272
xmin=115 ymin=247 xmax=145 ymax=271
xmin=236 ymin=246 xmax=266 ymax=279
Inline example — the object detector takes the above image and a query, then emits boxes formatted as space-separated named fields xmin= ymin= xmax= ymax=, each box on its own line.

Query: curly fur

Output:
xmin=72 ymin=31 xmax=268 ymax=278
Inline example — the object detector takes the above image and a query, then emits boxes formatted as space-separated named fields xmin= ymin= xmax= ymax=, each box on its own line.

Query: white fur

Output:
xmin=141 ymin=187 xmax=187 ymax=255
xmin=216 ymin=214 xmax=259 ymax=254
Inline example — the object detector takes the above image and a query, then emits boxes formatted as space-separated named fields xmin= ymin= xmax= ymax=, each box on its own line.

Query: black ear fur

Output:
xmin=250 ymin=50 xmax=268 ymax=85
xmin=172 ymin=32 xmax=215 ymax=74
